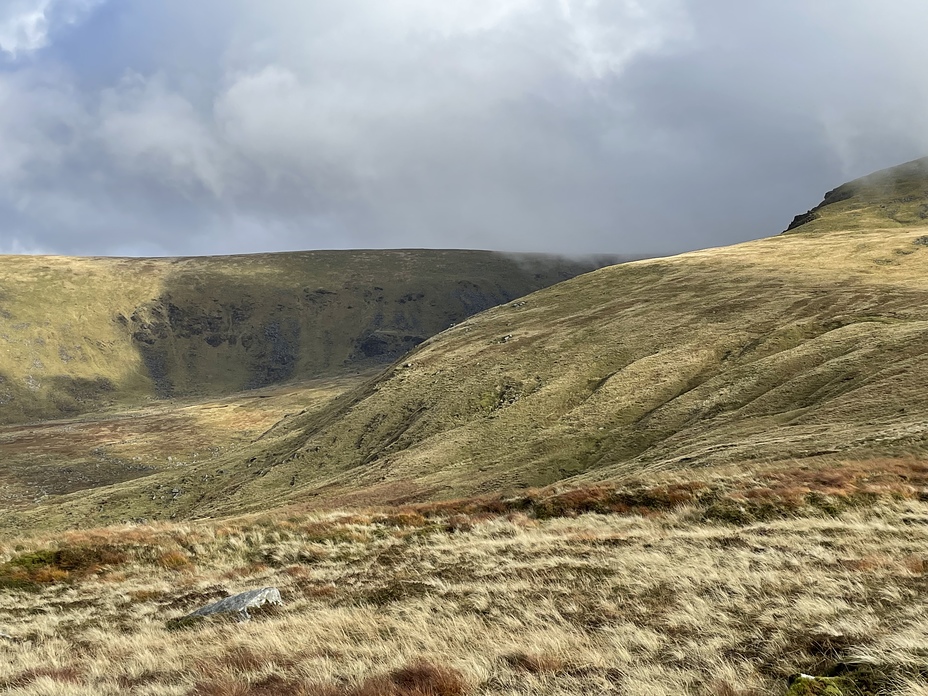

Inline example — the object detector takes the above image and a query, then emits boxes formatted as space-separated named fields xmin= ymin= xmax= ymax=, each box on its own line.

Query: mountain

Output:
xmin=200 ymin=156 xmax=928 ymax=515
xmin=7 ymin=157 xmax=928 ymax=530
xmin=0 ymin=250 xmax=610 ymax=424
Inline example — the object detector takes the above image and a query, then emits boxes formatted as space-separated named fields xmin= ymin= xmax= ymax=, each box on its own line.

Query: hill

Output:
xmin=180 ymin=156 xmax=928 ymax=517
xmin=218 ymin=231 xmax=928 ymax=512
xmin=8 ymin=157 xmax=928 ymax=529
xmin=0 ymin=250 xmax=607 ymax=424
xmin=785 ymin=156 xmax=928 ymax=233
xmin=4 ymin=160 xmax=928 ymax=696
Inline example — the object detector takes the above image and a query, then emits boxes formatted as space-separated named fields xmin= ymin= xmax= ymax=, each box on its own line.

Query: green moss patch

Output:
xmin=786 ymin=675 xmax=857 ymax=696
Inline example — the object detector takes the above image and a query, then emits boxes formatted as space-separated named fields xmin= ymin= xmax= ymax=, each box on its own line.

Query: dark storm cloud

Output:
xmin=0 ymin=1 xmax=926 ymax=257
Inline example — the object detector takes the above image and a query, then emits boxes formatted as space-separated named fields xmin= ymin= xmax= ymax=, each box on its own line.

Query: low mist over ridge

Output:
xmin=5 ymin=4 xmax=928 ymax=257
xmin=785 ymin=156 xmax=928 ymax=234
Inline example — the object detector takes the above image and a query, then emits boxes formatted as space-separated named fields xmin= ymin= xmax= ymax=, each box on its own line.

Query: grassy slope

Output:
xmin=1 ymin=474 xmax=928 ymax=695
xmin=10 ymin=159 xmax=928 ymax=530
xmin=206 ymin=157 xmax=928 ymax=512
xmin=0 ymin=250 xmax=605 ymax=424
xmin=227 ymin=224 xmax=928 ymax=512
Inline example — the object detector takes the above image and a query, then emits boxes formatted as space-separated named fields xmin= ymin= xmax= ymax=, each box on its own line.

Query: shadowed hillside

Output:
xmin=0 ymin=250 xmax=609 ymax=424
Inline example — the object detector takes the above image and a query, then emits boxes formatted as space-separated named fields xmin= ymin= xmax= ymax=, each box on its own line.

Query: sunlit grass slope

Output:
xmin=0 ymin=250 xmax=604 ymax=424
xmin=218 ymin=159 xmax=928 ymax=513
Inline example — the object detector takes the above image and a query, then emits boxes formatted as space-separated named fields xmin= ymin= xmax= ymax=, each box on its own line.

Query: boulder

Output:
xmin=168 ymin=587 xmax=283 ymax=629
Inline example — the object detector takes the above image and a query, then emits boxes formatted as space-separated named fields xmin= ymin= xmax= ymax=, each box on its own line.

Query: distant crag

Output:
xmin=785 ymin=156 xmax=928 ymax=233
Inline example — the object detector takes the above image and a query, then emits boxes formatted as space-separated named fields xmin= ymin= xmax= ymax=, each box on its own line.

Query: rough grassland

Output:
xmin=1 ymin=472 xmax=928 ymax=695
xmin=0 ymin=373 xmax=369 ymax=508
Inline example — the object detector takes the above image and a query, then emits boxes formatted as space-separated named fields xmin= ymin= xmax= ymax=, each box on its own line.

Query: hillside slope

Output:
xmin=786 ymin=156 xmax=928 ymax=233
xmin=0 ymin=250 xmax=606 ymax=424
xmin=221 ymin=226 xmax=928 ymax=511
xmin=209 ymin=158 xmax=928 ymax=512
xmin=8 ymin=158 xmax=928 ymax=529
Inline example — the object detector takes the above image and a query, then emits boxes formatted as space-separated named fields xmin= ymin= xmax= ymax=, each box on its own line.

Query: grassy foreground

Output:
xmin=1 ymin=461 xmax=928 ymax=695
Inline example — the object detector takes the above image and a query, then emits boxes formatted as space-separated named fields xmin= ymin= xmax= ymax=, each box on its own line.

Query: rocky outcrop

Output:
xmin=784 ymin=156 xmax=928 ymax=233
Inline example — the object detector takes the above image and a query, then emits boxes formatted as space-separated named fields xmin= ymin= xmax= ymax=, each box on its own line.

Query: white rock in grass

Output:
xmin=186 ymin=587 xmax=283 ymax=623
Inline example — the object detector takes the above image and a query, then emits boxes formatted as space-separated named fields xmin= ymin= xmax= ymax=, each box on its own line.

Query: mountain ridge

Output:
xmin=7 ymin=157 xmax=928 ymax=529
xmin=785 ymin=155 xmax=928 ymax=233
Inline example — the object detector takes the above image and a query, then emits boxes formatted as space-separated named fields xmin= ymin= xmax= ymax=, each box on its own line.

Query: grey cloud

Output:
xmin=0 ymin=0 xmax=104 ymax=56
xmin=0 ymin=1 xmax=926 ymax=257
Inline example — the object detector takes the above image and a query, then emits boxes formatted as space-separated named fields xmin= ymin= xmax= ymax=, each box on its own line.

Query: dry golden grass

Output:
xmin=1 ymin=463 xmax=927 ymax=695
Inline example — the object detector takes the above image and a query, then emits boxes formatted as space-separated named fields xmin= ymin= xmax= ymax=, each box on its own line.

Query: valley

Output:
xmin=3 ymin=159 xmax=928 ymax=695
xmin=0 ymin=373 xmax=368 ymax=508
xmin=0 ymin=250 xmax=604 ymax=424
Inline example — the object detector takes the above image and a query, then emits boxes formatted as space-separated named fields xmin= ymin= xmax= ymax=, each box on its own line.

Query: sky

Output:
xmin=0 ymin=1 xmax=927 ymax=257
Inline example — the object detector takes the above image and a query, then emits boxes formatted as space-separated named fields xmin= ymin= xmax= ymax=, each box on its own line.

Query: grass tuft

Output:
xmin=502 ymin=652 xmax=565 ymax=674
